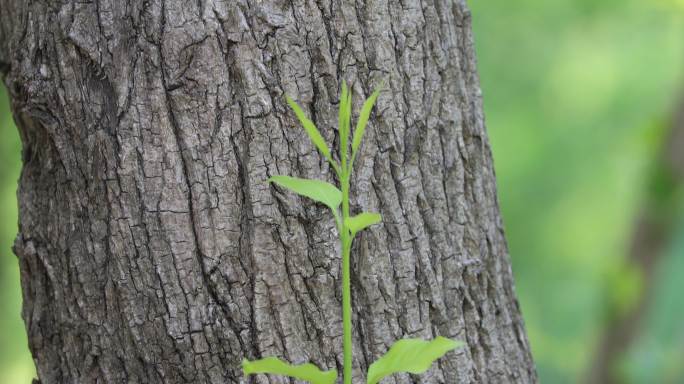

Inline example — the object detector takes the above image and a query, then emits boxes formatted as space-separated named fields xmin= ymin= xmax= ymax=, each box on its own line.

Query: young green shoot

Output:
xmin=243 ymin=81 xmax=463 ymax=384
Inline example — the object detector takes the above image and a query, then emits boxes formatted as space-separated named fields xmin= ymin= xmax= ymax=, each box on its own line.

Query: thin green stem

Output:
xmin=329 ymin=160 xmax=343 ymax=181
xmin=340 ymin=172 xmax=352 ymax=384
xmin=348 ymin=152 xmax=356 ymax=176
xmin=342 ymin=233 xmax=352 ymax=384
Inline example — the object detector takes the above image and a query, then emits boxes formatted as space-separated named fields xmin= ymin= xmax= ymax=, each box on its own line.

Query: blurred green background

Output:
xmin=0 ymin=80 xmax=33 ymax=380
xmin=2 ymin=0 xmax=684 ymax=382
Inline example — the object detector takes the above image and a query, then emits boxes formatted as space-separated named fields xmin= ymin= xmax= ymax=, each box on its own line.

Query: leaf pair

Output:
xmin=269 ymin=175 xmax=381 ymax=237
xmin=243 ymin=337 xmax=462 ymax=384
xmin=286 ymin=82 xmax=381 ymax=175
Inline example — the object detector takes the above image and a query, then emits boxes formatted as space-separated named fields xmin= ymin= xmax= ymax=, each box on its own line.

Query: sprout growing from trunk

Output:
xmin=243 ymin=81 xmax=462 ymax=384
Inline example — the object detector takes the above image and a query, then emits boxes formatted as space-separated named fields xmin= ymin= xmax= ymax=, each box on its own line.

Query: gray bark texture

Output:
xmin=0 ymin=0 xmax=536 ymax=383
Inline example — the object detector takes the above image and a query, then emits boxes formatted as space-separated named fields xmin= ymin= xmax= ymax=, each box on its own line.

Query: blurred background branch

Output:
xmin=587 ymin=88 xmax=684 ymax=383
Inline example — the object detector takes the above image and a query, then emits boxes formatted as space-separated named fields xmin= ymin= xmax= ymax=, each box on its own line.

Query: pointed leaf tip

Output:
xmin=285 ymin=95 xmax=332 ymax=161
xmin=268 ymin=175 xmax=342 ymax=212
xmin=366 ymin=337 xmax=463 ymax=384
xmin=339 ymin=81 xmax=351 ymax=164
xmin=351 ymin=86 xmax=382 ymax=158
xmin=243 ymin=357 xmax=337 ymax=384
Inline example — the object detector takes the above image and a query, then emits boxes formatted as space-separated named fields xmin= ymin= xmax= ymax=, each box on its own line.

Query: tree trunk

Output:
xmin=0 ymin=1 xmax=536 ymax=383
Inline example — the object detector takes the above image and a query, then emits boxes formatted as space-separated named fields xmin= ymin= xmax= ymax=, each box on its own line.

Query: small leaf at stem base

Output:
xmin=243 ymin=357 xmax=337 ymax=384
xmin=345 ymin=212 xmax=382 ymax=236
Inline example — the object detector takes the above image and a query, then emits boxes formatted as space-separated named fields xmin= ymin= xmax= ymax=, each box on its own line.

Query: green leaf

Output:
xmin=345 ymin=212 xmax=382 ymax=236
xmin=286 ymin=96 xmax=332 ymax=162
xmin=366 ymin=337 xmax=463 ymax=384
xmin=351 ymin=86 xmax=381 ymax=158
xmin=339 ymin=81 xmax=351 ymax=164
xmin=243 ymin=357 xmax=337 ymax=384
xmin=269 ymin=175 xmax=342 ymax=212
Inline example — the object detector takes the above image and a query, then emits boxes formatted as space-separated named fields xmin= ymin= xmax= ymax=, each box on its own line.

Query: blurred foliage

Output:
xmin=0 ymin=87 xmax=34 ymax=381
xmin=1 ymin=0 xmax=684 ymax=382
xmin=469 ymin=0 xmax=684 ymax=382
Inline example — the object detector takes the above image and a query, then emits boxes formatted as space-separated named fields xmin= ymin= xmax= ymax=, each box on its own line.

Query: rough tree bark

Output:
xmin=0 ymin=1 xmax=536 ymax=383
